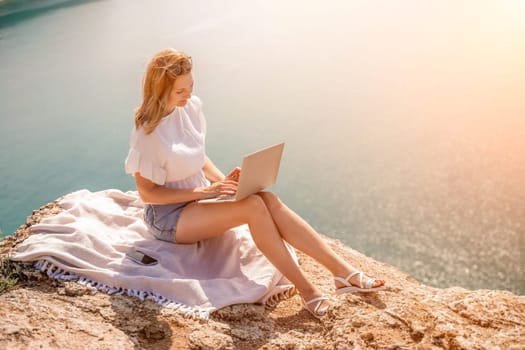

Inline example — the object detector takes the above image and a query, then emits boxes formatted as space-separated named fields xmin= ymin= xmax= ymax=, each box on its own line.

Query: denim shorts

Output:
xmin=143 ymin=202 xmax=192 ymax=243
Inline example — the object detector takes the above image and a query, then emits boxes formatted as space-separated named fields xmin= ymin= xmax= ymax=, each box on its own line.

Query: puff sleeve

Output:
xmin=124 ymin=127 xmax=168 ymax=185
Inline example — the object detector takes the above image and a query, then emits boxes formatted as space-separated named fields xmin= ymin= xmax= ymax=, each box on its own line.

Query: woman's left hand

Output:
xmin=225 ymin=167 xmax=241 ymax=182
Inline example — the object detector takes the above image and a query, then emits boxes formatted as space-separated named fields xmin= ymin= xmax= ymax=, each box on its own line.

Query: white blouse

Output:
xmin=124 ymin=95 xmax=210 ymax=192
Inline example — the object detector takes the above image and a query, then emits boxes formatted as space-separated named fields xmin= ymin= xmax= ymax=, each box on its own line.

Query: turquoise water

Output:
xmin=1 ymin=0 xmax=524 ymax=294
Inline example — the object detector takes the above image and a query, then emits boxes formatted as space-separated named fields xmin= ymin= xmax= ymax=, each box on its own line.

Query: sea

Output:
xmin=1 ymin=0 xmax=524 ymax=294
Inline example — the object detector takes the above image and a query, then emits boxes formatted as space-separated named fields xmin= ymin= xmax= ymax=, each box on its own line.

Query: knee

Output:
xmin=257 ymin=192 xmax=283 ymax=211
xmin=241 ymin=194 xmax=269 ymax=216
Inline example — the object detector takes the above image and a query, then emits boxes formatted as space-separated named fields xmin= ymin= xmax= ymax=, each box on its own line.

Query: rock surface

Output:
xmin=1 ymin=201 xmax=524 ymax=350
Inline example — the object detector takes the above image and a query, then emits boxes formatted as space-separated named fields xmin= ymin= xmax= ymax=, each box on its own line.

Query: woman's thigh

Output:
xmin=175 ymin=195 xmax=263 ymax=244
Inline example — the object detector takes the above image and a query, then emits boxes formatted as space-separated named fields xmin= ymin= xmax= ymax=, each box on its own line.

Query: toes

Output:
xmin=374 ymin=279 xmax=385 ymax=288
xmin=338 ymin=272 xmax=386 ymax=289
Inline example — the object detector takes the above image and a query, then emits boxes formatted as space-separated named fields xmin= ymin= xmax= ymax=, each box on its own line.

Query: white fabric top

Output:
xmin=124 ymin=95 xmax=210 ymax=191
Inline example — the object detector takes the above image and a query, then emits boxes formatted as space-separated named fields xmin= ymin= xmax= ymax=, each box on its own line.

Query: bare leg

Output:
xmin=256 ymin=192 xmax=384 ymax=289
xmin=175 ymin=195 xmax=325 ymax=304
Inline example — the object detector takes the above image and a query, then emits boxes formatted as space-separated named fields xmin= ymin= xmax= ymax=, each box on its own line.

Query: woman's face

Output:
xmin=167 ymin=72 xmax=194 ymax=110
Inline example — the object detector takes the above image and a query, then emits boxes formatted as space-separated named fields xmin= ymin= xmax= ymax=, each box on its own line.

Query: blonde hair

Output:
xmin=135 ymin=48 xmax=192 ymax=134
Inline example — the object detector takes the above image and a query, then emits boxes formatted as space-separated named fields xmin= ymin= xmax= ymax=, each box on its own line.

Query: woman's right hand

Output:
xmin=225 ymin=167 xmax=241 ymax=182
xmin=202 ymin=179 xmax=238 ymax=199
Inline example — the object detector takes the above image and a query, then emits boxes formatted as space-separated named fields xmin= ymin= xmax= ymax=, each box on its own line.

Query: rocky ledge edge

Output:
xmin=0 ymin=200 xmax=524 ymax=350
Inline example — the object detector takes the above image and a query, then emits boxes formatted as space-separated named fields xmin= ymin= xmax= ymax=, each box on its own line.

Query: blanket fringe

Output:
xmin=264 ymin=285 xmax=297 ymax=308
xmin=33 ymin=259 xmax=212 ymax=320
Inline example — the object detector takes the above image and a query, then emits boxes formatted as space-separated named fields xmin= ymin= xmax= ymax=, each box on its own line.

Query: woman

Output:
xmin=125 ymin=48 xmax=385 ymax=319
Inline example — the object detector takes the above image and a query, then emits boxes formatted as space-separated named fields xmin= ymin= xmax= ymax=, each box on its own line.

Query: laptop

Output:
xmin=198 ymin=142 xmax=284 ymax=203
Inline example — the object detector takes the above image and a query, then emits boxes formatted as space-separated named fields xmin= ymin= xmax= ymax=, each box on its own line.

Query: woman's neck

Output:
xmin=165 ymin=106 xmax=177 ymax=117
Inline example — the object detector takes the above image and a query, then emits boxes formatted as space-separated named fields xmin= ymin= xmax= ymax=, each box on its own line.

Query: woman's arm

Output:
xmin=203 ymin=156 xmax=242 ymax=182
xmin=135 ymin=172 xmax=237 ymax=204
xmin=202 ymin=156 xmax=225 ymax=183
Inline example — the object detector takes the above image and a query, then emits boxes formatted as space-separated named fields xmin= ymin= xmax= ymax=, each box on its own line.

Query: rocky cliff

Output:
xmin=1 ymin=201 xmax=524 ymax=350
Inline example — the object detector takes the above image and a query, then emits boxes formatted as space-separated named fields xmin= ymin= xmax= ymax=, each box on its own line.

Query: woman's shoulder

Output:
xmin=190 ymin=94 xmax=202 ymax=105
xmin=184 ymin=95 xmax=205 ymax=119
xmin=187 ymin=95 xmax=202 ymax=110
xmin=183 ymin=95 xmax=206 ymax=134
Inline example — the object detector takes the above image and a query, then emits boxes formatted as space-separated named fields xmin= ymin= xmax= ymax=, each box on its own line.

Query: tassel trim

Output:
xmin=263 ymin=285 xmax=297 ymax=308
xmin=34 ymin=259 xmax=212 ymax=319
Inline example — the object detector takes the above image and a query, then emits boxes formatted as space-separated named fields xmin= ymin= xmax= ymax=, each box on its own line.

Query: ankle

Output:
xmin=297 ymin=286 xmax=321 ymax=300
xmin=332 ymin=266 xmax=357 ymax=280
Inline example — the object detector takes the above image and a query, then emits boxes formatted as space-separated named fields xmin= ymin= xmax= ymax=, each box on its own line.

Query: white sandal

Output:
xmin=335 ymin=271 xmax=385 ymax=294
xmin=301 ymin=295 xmax=330 ymax=319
